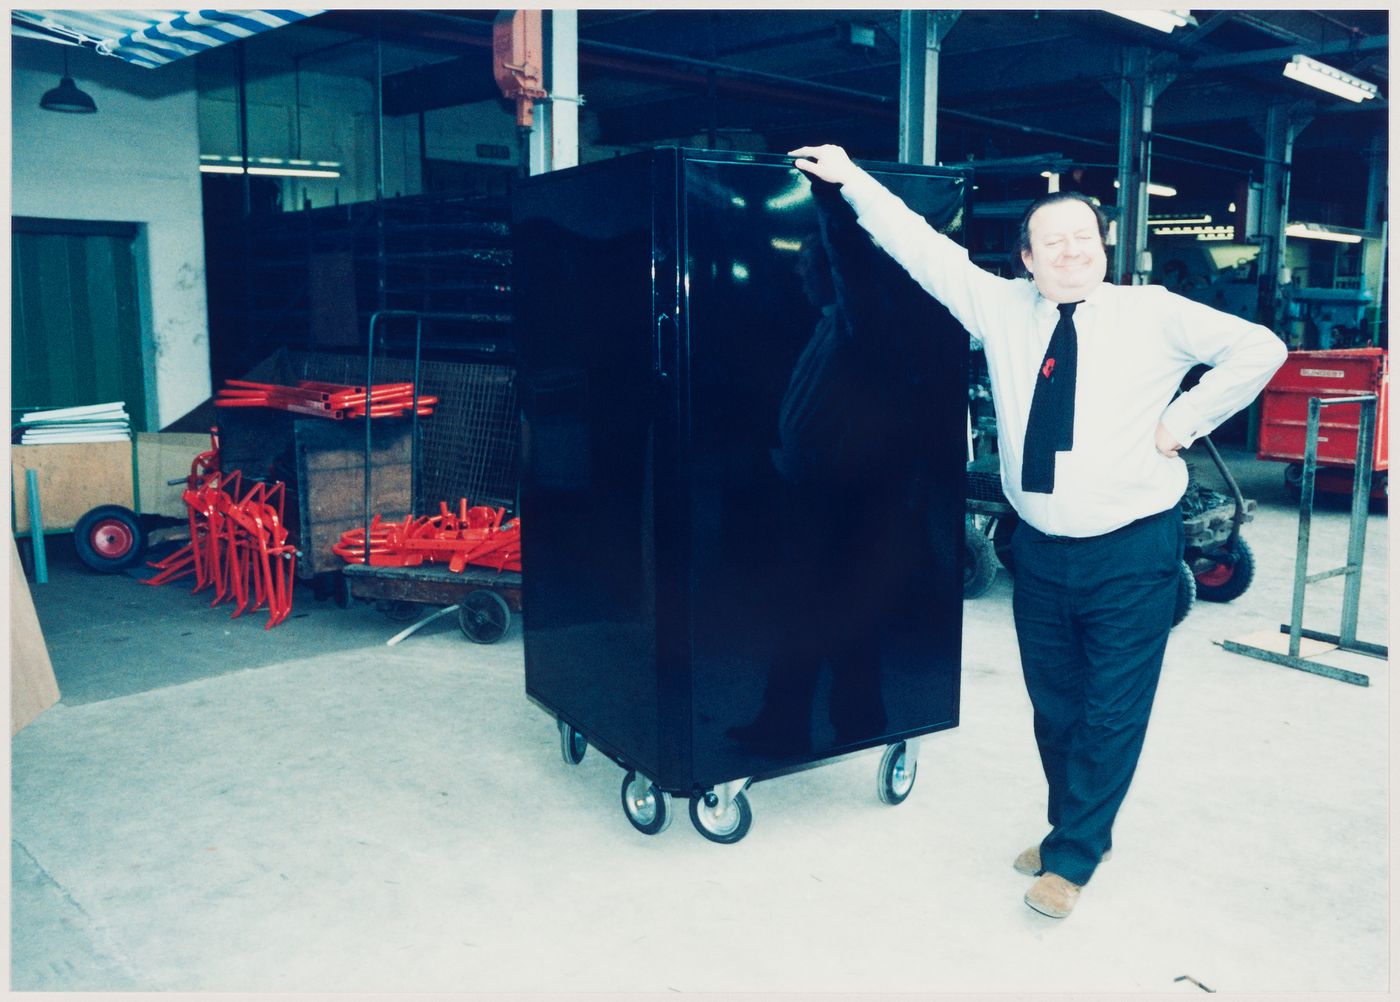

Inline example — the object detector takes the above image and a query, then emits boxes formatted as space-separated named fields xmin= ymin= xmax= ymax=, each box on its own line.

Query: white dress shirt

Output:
xmin=839 ymin=168 xmax=1288 ymax=538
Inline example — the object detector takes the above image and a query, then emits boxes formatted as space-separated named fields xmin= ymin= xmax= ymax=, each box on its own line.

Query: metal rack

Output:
xmin=1222 ymin=393 xmax=1386 ymax=686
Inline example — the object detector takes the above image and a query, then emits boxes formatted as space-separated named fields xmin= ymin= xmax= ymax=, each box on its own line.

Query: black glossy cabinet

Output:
xmin=514 ymin=149 xmax=969 ymax=838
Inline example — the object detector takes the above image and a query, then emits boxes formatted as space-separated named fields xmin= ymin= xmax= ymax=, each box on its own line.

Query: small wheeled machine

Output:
xmin=966 ymin=433 xmax=1259 ymax=623
xmin=11 ymin=431 xmax=215 ymax=578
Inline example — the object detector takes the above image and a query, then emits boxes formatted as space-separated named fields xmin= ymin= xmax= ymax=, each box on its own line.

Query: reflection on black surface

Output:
xmin=681 ymin=164 xmax=962 ymax=782
xmin=726 ymin=180 xmax=894 ymax=755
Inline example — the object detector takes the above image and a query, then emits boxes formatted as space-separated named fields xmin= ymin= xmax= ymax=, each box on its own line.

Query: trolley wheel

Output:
xmin=621 ymin=770 xmax=673 ymax=835
xmin=963 ymin=518 xmax=997 ymax=599
xmin=379 ymin=600 xmax=421 ymax=623
xmin=1193 ymin=537 xmax=1255 ymax=603
xmin=73 ymin=505 xmax=146 ymax=572
xmin=689 ymin=789 xmax=753 ymax=844
xmin=1172 ymin=559 xmax=1196 ymax=628
xmin=1283 ymin=462 xmax=1304 ymax=501
xmin=458 ymin=589 xmax=511 ymax=644
xmin=558 ymin=719 xmax=587 ymax=766
xmin=877 ymin=741 xmax=917 ymax=805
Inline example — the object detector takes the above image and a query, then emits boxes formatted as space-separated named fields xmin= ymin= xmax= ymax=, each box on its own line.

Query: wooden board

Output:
xmin=294 ymin=419 xmax=415 ymax=578
xmin=10 ymin=539 xmax=60 ymax=734
xmin=135 ymin=432 xmax=213 ymax=519
xmin=11 ymin=440 xmax=134 ymax=534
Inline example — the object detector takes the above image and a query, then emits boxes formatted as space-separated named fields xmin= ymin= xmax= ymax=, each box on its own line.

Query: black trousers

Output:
xmin=1010 ymin=507 xmax=1182 ymax=886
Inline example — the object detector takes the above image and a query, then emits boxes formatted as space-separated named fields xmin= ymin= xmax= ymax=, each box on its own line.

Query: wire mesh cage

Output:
xmin=248 ymin=348 xmax=520 ymax=513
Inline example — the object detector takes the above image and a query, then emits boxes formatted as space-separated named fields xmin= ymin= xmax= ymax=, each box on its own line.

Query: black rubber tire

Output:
xmin=458 ymin=589 xmax=511 ymax=644
xmin=963 ymin=518 xmax=997 ymax=599
xmin=993 ymin=513 xmax=1018 ymax=574
xmin=558 ymin=720 xmax=587 ymax=766
xmin=73 ymin=505 xmax=146 ymax=572
xmin=620 ymin=770 xmax=673 ymax=835
xmin=1172 ymin=559 xmax=1196 ymax=628
xmin=877 ymin=741 xmax=917 ymax=806
xmin=689 ymin=790 xmax=753 ymax=845
xmin=1193 ymin=537 xmax=1255 ymax=604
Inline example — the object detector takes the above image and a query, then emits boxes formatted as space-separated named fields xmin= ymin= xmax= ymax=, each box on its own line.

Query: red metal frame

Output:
xmin=332 ymin=500 xmax=522 ymax=574
xmin=144 ymin=432 xmax=297 ymax=628
xmin=213 ymin=379 xmax=438 ymax=421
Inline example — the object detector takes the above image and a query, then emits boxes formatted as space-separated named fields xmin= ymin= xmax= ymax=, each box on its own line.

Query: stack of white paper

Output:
xmin=18 ymin=402 xmax=132 ymax=444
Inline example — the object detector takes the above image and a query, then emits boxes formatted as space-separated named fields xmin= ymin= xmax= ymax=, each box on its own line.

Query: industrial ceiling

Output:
xmin=14 ymin=8 xmax=1390 ymax=226
xmin=307 ymin=8 xmax=1390 ymax=227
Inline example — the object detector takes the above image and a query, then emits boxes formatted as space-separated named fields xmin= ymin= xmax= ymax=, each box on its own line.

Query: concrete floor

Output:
xmin=10 ymin=446 xmax=1391 ymax=995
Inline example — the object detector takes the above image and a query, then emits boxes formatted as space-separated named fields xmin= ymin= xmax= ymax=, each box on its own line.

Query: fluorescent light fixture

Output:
xmin=1282 ymin=54 xmax=1378 ymax=102
xmin=1108 ymin=9 xmax=1194 ymax=33
xmin=769 ymin=237 xmax=803 ymax=252
xmin=1152 ymin=224 xmax=1234 ymax=238
xmin=199 ymin=164 xmax=342 ymax=178
xmin=1150 ymin=215 xmax=1213 ymax=226
xmin=198 ymin=155 xmax=342 ymax=179
xmin=1285 ymin=222 xmax=1363 ymax=244
xmin=1113 ymin=179 xmax=1178 ymax=197
xmin=249 ymin=166 xmax=341 ymax=178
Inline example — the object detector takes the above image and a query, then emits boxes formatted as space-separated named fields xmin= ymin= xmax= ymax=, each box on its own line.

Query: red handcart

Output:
xmin=1257 ymin=347 xmax=1388 ymax=500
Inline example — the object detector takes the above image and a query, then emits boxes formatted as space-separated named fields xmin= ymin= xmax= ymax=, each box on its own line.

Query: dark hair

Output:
xmin=1011 ymin=191 xmax=1108 ymax=277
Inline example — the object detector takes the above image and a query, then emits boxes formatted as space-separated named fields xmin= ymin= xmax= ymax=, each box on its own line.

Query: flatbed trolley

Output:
xmin=338 ymin=310 xmax=521 ymax=642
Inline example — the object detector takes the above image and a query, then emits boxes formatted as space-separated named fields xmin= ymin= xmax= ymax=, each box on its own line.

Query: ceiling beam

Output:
xmin=1188 ymin=33 xmax=1387 ymax=71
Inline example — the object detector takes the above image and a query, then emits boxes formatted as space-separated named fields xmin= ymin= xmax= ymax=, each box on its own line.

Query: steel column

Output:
xmin=898 ymin=12 xmax=957 ymax=165
xmin=529 ymin=10 xmax=580 ymax=175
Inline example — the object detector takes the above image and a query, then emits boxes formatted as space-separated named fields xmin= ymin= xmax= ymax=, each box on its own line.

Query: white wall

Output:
xmin=11 ymin=38 xmax=210 ymax=430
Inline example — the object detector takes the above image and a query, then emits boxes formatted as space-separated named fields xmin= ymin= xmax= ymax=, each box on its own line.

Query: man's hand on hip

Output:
xmin=1154 ymin=422 xmax=1183 ymax=459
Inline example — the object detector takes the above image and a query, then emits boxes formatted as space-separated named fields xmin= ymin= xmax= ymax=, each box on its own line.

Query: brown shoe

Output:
xmin=1025 ymin=872 xmax=1081 ymax=918
xmin=1012 ymin=844 xmax=1112 ymax=876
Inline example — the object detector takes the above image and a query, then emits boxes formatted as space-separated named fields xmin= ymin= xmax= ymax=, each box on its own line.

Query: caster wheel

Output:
xmin=1193 ymin=537 xmax=1254 ymax=603
xmin=458 ymin=589 xmax=510 ymax=644
xmin=74 ymin=505 xmax=146 ymax=572
xmin=1284 ymin=463 xmax=1304 ymax=501
xmin=558 ymin=719 xmax=587 ymax=766
xmin=877 ymin=741 xmax=917 ymax=805
xmin=689 ymin=790 xmax=752 ymax=844
xmin=621 ymin=770 xmax=673 ymax=835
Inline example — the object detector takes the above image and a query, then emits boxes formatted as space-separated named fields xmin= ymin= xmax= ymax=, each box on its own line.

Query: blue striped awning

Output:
xmin=11 ymin=10 xmax=321 ymax=68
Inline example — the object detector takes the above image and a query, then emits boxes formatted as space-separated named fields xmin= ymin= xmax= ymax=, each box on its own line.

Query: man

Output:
xmin=790 ymin=144 xmax=1286 ymax=919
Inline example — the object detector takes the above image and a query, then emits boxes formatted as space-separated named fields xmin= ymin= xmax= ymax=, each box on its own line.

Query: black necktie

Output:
xmin=1021 ymin=301 xmax=1080 ymax=494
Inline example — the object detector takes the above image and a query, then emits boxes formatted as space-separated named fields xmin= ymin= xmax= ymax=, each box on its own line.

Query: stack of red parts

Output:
xmin=145 ymin=436 xmax=298 ymax=629
xmin=215 ymin=379 xmax=438 ymax=419
xmin=333 ymin=500 xmax=521 ymax=573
